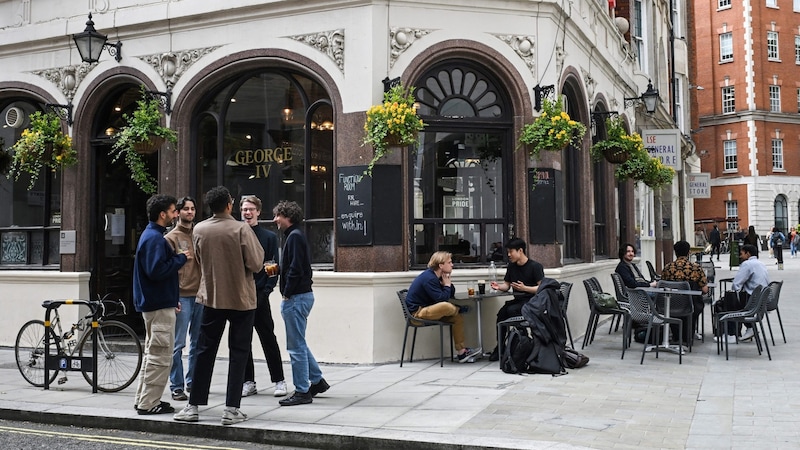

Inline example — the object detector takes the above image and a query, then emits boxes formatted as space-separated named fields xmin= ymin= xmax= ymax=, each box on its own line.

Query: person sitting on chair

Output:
xmin=405 ymin=251 xmax=482 ymax=363
xmin=722 ymin=244 xmax=770 ymax=344
xmin=615 ymin=243 xmax=657 ymax=289
xmin=660 ymin=240 xmax=709 ymax=343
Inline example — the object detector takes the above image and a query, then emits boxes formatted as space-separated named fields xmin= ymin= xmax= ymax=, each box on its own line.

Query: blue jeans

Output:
xmin=281 ymin=292 xmax=322 ymax=393
xmin=170 ymin=296 xmax=203 ymax=392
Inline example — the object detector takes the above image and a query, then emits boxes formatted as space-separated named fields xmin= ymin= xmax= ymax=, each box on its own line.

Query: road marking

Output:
xmin=0 ymin=425 xmax=242 ymax=449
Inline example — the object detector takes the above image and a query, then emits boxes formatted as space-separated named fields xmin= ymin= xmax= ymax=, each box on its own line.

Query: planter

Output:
xmin=602 ymin=144 xmax=629 ymax=164
xmin=133 ymin=135 xmax=165 ymax=155
xmin=385 ymin=134 xmax=403 ymax=146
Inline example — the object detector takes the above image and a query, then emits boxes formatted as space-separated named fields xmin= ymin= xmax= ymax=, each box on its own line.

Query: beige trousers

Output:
xmin=134 ymin=307 xmax=176 ymax=410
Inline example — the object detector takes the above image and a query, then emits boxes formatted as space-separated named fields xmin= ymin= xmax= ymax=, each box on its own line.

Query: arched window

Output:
xmin=774 ymin=194 xmax=788 ymax=233
xmin=411 ymin=61 xmax=512 ymax=266
xmin=192 ymin=70 xmax=334 ymax=264
xmin=561 ymin=85 xmax=586 ymax=262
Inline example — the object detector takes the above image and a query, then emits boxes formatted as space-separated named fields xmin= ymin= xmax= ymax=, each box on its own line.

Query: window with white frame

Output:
xmin=768 ymin=31 xmax=779 ymax=60
xmin=797 ymin=88 xmax=800 ymax=113
xmin=722 ymin=86 xmax=735 ymax=113
xmin=770 ymin=85 xmax=781 ymax=112
xmin=773 ymin=139 xmax=784 ymax=170
xmin=672 ymin=1 xmax=682 ymax=39
xmin=767 ymin=0 xmax=777 ymax=7
xmin=726 ymin=201 xmax=739 ymax=234
xmin=795 ymin=0 xmax=800 ymax=11
xmin=720 ymin=33 xmax=733 ymax=61
xmin=795 ymin=36 xmax=800 ymax=64
xmin=719 ymin=0 xmax=731 ymax=8
xmin=632 ymin=0 xmax=645 ymax=71
xmin=724 ymin=140 xmax=737 ymax=171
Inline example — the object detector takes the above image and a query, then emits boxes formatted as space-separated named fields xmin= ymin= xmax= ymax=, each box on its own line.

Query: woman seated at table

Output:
xmin=405 ymin=251 xmax=482 ymax=363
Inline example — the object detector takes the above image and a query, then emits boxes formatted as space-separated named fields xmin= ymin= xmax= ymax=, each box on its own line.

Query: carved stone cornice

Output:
xmin=581 ymin=67 xmax=597 ymax=100
xmin=289 ymin=30 xmax=344 ymax=72
xmin=30 ymin=64 xmax=94 ymax=101
xmin=492 ymin=34 xmax=535 ymax=76
xmin=390 ymin=28 xmax=432 ymax=68
xmin=139 ymin=47 xmax=220 ymax=88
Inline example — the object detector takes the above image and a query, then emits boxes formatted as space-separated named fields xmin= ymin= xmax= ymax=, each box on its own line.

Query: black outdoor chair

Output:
xmin=655 ymin=280 xmax=695 ymax=352
xmin=646 ymin=260 xmax=661 ymax=283
xmin=765 ymin=280 xmax=785 ymax=345
xmin=396 ymin=289 xmax=453 ymax=367
xmin=559 ymin=281 xmax=575 ymax=349
xmin=628 ymin=287 xmax=683 ymax=364
xmin=581 ymin=277 xmax=629 ymax=356
xmin=715 ymin=285 xmax=771 ymax=360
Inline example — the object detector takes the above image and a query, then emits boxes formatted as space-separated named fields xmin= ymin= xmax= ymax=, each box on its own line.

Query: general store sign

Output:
xmin=642 ymin=129 xmax=681 ymax=171
xmin=687 ymin=173 xmax=711 ymax=198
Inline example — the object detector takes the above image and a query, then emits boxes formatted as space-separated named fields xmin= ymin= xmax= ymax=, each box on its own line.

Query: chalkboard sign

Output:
xmin=529 ymin=168 xmax=563 ymax=244
xmin=372 ymin=165 xmax=402 ymax=245
xmin=336 ymin=166 xmax=372 ymax=246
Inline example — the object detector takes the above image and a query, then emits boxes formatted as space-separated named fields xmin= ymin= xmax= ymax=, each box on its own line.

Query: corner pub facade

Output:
xmin=0 ymin=1 xmax=685 ymax=363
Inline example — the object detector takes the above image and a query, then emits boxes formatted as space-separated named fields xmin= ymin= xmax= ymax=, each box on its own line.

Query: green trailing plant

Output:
xmin=590 ymin=117 xmax=638 ymax=163
xmin=362 ymin=83 xmax=425 ymax=175
xmin=611 ymin=132 xmax=675 ymax=188
xmin=111 ymin=86 xmax=177 ymax=194
xmin=9 ymin=111 xmax=77 ymax=189
xmin=519 ymin=98 xmax=586 ymax=159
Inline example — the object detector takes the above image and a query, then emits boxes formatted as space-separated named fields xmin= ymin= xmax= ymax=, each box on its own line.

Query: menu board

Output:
xmin=336 ymin=166 xmax=372 ymax=246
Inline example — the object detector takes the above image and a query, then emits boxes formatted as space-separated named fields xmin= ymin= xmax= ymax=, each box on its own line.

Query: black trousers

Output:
xmin=244 ymin=290 xmax=285 ymax=383
xmin=775 ymin=244 xmax=784 ymax=264
xmin=189 ymin=307 xmax=255 ymax=408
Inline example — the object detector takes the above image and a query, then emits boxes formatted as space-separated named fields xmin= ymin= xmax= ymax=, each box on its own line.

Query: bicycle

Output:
xmin=14 ymin=295 xmax=143 ymax=393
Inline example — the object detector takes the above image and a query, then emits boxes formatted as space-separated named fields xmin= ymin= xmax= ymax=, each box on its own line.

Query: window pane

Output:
xmin=768 ymin=32 xmax=779 ymax=59
xmin=773 ymin=139 xmax=784 ymax=169
xmin=722 ymin=87 xmax=735 ymax=113
xmin=770 ymin=85 xmax=781 ymax=112
xmin=720 ymin=33 xmax=733 ymax=61
xmin=724 ymin=140 xmax=737 ymax=171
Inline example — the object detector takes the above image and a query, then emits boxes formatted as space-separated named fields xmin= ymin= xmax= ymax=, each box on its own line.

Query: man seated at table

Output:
xmin=727 ymin=244 xmax=770 ymax=343
xmin=488 ymin=238 xmax=544 ymax=361
xmin=405 ymin=251 xmax=482 ymax=363
xmin=660 ymin=240 xmax=708 ymax=343
xmin=615 ymin=243 xmax=657 ymax=289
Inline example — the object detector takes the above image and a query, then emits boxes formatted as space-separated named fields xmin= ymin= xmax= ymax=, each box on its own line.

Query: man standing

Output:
xmin=709 ymin=225 xmax=722 ymax=261
xmin=660 ymin=240 xmax=709 ymax=343
xmin=133 ymin=194 xmax=187 ymax=415
xmin=406 ymin=251 xmax=482 ymax=363
xmin=488 ymin=238 xmax=544 ymax=361
xmin=240 ymin=195 xmax=287 ymax=398
xmin=726 ymin=244 xmax=770 ymax=343
xmin=273 ymin=200 xmax=329 ymax=406
xmin=164 ymin=196 xmax=201 ymax=402
xmin=173 ymin=186 xmax=264 ymax=425
xmin=615 ymin=243 xmax=657 ymax=289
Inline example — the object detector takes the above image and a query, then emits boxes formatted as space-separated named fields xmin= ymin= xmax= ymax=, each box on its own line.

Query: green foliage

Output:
xmin=9 ymin=111 xmax=77 ymax=189
xmin=612 ymin=136 xmax=675 ymax=188
xmin=590 ymin=117 xmax=639 ymax=161
xmin=362 ymin=83 xmax=425 ymax=175
xmin=111 ymin=86 xmax=178 ymax=194
xmin=519 ymin=98 xmax=586 ymax=159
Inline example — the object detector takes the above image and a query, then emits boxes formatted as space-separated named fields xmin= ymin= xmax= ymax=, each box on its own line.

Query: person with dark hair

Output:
xmin=133 ymin=194 xmax=187 ymax=415
xmin=239 ymin=195 xmax=287 ymax=399
xmin=615 ymin=243 xmax=656 ymax=289
xmin=770 ymin=226 xmax=786 ymax=268
xmin=660 ymin=240 xmax=709 ymax=342
xmin=165 ymin=196 xmax=201 ymax=402
xmin=173 ymin=186 xmax=264 ymax=425
xmin=487 ymin=238 xmax=544 ymax=361
xmin=744 ymin=225 xmax=759 ymax=247
xmin=724 ymin=244 xmax=770 ymax=343
xmin=406 ymin=251 xmax=482 ymax=364
xmin=709 ymin=224 xmax=721 ymax=261
xmin=272 ymin=200 xmax=329 ymax=406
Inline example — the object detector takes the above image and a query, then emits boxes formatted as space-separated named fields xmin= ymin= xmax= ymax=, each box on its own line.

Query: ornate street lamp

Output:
xmin=625 ymin=80 xmax=661 ymax=114
xmin=73 ymin=13 xmax=122 ymax=63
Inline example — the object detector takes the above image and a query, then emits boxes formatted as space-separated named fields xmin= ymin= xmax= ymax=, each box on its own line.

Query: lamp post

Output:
xmin=73 ymin=13 xmax=122 ymax=63
xmin=624 ymin=81 xmax=660 ymax=114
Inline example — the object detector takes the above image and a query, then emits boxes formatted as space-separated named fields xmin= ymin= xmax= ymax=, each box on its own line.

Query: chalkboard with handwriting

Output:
xmin=336 ymin=166 xmax=372 ymax=246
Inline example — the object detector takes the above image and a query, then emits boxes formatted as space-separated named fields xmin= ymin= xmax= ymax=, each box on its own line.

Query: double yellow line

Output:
xmin=0 ymin=425 xmax=242 ymax=449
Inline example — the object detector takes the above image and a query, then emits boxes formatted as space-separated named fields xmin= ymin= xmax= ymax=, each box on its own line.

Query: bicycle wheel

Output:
xmin=79 ymin=320 xmax=143 ymax=392
xmin=15 ymin=320 xmax=60 ymax=387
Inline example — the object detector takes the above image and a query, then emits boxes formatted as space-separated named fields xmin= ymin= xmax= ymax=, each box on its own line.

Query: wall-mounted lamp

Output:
xmin=382 ymin=76 xmax=401 ymax=93
xmin=73 ymin=13 xmax=122 ymax=63
xmin=624 ymin=80 xmax=660 ymax=114
xmin=533 ymin=84 xmax=555 ymax=112
xmin=45 ymin=103 xmax=74 ymax=126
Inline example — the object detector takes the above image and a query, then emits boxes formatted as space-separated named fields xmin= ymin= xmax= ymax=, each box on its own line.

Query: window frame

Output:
xmin=726 ymin=200 xmax=739 ymax=234
xmin=720 ymin=32 xmax=733 ymax=62
xmin=723 ymin=139 xmax=738 ymax=172
xmin=718 ymin=0 xmax=732 ymax=9
xmin=768 ymin=31 xmax=780 ymax=60
xmin=772 ymin=139 xmax=784 ymax=171
xmin=722 ymin=86 xmax=736 ymax=114
xmin=769 ymin=85 xmax=781 ymax=112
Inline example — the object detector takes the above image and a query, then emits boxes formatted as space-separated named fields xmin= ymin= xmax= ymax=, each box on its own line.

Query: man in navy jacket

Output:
xmin=133 ymin=194 xmax=187 ymax=415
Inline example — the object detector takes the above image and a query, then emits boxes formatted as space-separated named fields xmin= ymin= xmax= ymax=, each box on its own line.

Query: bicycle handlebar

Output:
xmin=41 ymin=299 xmax=99 ymax=320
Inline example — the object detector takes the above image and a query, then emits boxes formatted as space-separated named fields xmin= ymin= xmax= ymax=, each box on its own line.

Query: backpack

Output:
xmin=562 ymin=347 xmax=589 ymax=369
xmin=520 ymin=278 xmax=568 ymax=375
xmin=501 ymin=327 xmax=535 ymax=374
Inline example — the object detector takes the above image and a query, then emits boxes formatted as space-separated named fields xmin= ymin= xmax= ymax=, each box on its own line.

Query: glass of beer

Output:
xmin=467 ymin=282 xmax=476 ymax=296
xmin=264 ymin=260 xmax=279 ymax=277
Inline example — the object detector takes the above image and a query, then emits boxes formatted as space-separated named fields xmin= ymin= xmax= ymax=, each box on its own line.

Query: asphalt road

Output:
xmin=0 ymin=419 xmax=306 ymax=450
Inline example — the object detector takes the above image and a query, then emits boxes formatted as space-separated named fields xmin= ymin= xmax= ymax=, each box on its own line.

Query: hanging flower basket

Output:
xmin=9 ymin=111 xmax=77 ymax=189
xmin=519 ymin=98 xmax=586 ymax=159
xmin=590 ymin=117 xmax=638 ymax=165
xmin=602 ymin=144 xmax=630 ymax=164
xmin=133 ymin=135 xmax=166 ymax=155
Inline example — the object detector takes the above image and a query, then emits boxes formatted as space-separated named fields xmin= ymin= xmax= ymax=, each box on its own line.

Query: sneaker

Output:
xmin=274 ymin=380 xmax=288 ymax=397
xmin=713 ymin=334 xmax=738 ymax=344
xmin=457 ymin=347 xmax=482 ymax=363
xmin=137 ymin=401 xmax=174 ymax=415
xmin=741 ymin=328 xmax=755 ymax=341
xmin=171 ymin=389 xmax=188 ymax=401
xmin=308 ymin=378 xmax=330 ymax=397
xmin=221 ymin=407 xmax=248 ymax=425
xmin=173 ymin=404 xmax=199 ymax=422
xmin=488 ymin=346 xmax=499 ymax=362
xmin=278 ymin=391 xmax=313 ymax=406
xmin=241 ymin=380 xmax=257 ymax=397
xmin=694 ymin=332 xmax=703 ymax=341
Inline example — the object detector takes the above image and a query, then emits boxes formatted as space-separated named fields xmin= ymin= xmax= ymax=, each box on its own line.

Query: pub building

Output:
xmin=0 ymin=2 xmax=692 ymax=363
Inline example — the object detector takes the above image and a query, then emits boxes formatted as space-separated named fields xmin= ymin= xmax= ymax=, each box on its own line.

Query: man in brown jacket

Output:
xmin=173 ymin=186 xmax=264 ymax=426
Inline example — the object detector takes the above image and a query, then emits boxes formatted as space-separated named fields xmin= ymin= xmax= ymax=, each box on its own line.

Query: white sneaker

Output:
xmin=173 ymin=404 xmax=199 ymax=422
xmin=241 ymin=380 xmax=257 ymax=397
xmin=741 ymin=328 xmax=755 ymax=341
xmin=274 ymin=380 xmax=288 ymax=397
xmin=713 ymin=334 xmax=738 ymax=344
xmin=694 ymin=332 xmax=702 ymax=340
xmin=221 ymin=407 xmax=248 ymax=425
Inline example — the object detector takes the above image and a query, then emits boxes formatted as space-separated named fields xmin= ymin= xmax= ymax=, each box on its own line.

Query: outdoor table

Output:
xmin=453 ymin=291 xmax=513 ymax=353
xmin=640 ymin=286 xmax=703 ymax=354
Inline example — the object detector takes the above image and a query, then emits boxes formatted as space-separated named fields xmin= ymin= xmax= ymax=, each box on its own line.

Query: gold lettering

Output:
xmin=234 ymin=150 xmax=246 ymax=165
xmin=254 ymin=164 xmax=272 ymax=179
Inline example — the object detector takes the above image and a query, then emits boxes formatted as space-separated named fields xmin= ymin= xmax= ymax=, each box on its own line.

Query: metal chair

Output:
xmin=697 ymin=261 xmax=717 ymax=342
xmin=630 ymin=287 xmax=683 ymax=364
xmin=646 ymin=260 xmax=661 ymax=283
xmin=559 ymin=281 xmax=574 ymax=349
xmin=581 ymin=277 xmax=629 ymax=355
xmin=716 ymin=285 xmax=771 ymax=360
xmin=764 ymin=280 xmax=786 ymax=345
xmin=396 ymin=289 xmax=454 ymax=367
xmin=655 ymin=280 xmax=695 ymax=352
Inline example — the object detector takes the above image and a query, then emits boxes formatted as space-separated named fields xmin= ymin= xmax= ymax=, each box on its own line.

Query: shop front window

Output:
xmin=194 ymin=71 xmax=334 ymax=264
xmin=0 ymin=101 xmax=62 ymax=268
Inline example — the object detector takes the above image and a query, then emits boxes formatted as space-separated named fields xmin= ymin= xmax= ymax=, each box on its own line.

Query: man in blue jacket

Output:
xmin=133 ymin=194 xmax=187 ymax=415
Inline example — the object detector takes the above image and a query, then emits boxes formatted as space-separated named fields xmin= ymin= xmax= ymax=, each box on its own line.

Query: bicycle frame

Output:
xmin=42 ymin=299 xmax=99 ymax=392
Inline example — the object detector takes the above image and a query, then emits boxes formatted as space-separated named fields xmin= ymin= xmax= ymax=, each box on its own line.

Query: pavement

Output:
xmin=1 ymin=251 xmax=798 ymax=449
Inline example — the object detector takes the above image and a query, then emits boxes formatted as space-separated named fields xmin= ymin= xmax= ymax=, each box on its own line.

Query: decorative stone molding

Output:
xmin=289 ymin=30 xmax=344 ymax=72
xmin=580 ymin=67 xmax=596 ymax=100
xmin=492 ymin=34 xmax=535 ymax=75
xmin=91 ymin=0 xmax=111 ymax=13
xmin=30 ymin=64 xmax=93 ymax=101
xmin=555 ymin=46 xmax=566 ymax=76
xmin=13 ymin=0 xmax=31 ymax=27
xmin=139 ymin=47 xmax=220 ymax=88
xmin=390 ymin=28 xmax=432 ymax=68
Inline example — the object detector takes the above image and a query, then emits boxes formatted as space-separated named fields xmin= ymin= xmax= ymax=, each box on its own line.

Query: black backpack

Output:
xmin=500 ymin=327 xmax=534 ymax=374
